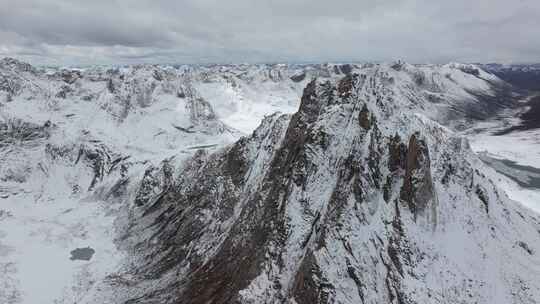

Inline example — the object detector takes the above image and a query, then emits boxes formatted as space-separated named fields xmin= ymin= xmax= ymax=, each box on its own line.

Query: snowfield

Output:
xmin=0 ymin=195 xmax=123 ymax=304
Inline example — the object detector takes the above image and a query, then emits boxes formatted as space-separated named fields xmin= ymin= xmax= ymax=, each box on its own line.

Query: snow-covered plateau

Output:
xmin=0 ymin=57 xmax=539 ymax=304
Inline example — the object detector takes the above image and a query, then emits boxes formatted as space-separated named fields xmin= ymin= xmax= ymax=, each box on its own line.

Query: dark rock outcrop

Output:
xmin=0 ymin=118 xmax=50 ymax=147
xmin=400 ymin=132 xmax=437 ymax=219
xmin=359 ymin=104 xmax=372 ymax=130
xmin=74 ymin=143 xmax=128 ymax=191
xmin=290 ymin=72 xmax=307 ymax=83
xmin=0 ymin=57 xmax=36 ymax=74
xmin=388 ymin=134 xmax=407 ymax=172
xmin=60 ymin=69 xmax=82 ymax=84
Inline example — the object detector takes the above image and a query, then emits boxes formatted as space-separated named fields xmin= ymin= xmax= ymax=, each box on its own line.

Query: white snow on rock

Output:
xmin=0 ymin=58 xmax=539 ymax=303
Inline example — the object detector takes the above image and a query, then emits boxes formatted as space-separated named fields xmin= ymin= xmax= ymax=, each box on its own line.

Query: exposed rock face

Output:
xmin=388 ymin=134 xmax=407 ymax=172
xmin=59 ymin=69 xmax=82 ymax=84
xmin=358 ymin=104 xmax=372 ymax=130
xmin=291 ymin=250 xmax=332 ymax=304
xmin=74 ymin=143 xmax=129 ymax=191
xmin=290 ymin=72 xmax=306 ymax=83
xmin=0 ymin=58 xmax=40 ymax=96
xmin=337 ymin=64 xmax=353 ymax=75
xmin=134 ymin=160 xmax=174 ymax=207
xmin=0 ymin=118 xmax=50 ymax=147
xmin=400 ymin=132 xmax=437 ymax=221
xmin=55 ymin=84 xmax=74 ymax=99
xmin=0 ymin=57 xmax=36 ymax=74
xmin=337 ymin=74 xmax=355 ymax=98
xmin=106 ymin=69 xmax=540 ymax=304
xmin=118 ymin=114 xmax=291 ymax=303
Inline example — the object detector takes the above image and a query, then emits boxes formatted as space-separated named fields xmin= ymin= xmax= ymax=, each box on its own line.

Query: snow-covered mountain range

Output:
xmin=479 ymin=63 xmax=540 ymax=91
xmin=0 ymin=58 xmax=539 ymax=304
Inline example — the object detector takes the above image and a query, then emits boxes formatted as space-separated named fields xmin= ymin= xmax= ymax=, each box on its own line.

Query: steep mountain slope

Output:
xmin=1 ymin=58 xmax=538 ymax=304
xmin=0 ymin=59 xmax=353 ymax=303
xmin=0 ymin=59 xmax=241 ymax=304
xmin=88 ymin=67 xmax=539 ymax=303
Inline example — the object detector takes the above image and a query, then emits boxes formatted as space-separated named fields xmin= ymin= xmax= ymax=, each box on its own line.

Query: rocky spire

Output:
xmin=400 ymin=132 xmax=438 ymax=225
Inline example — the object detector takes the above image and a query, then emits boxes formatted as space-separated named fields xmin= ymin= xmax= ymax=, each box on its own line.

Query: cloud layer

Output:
xmin=0 ymin=0 xmax=538 ymax=65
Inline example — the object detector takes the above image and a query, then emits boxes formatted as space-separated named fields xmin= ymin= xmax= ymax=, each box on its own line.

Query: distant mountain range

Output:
xmin=478 ymin=63 xmax=540 ymax=91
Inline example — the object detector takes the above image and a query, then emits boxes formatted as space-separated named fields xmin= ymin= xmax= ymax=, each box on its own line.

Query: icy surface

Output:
xmin=467 ymin=125 xmax=540 ymax=214
xmin=469 ymin=128 xmax=540 ymax=169
xmin=0 ymin=195 xmax=123 ymax=304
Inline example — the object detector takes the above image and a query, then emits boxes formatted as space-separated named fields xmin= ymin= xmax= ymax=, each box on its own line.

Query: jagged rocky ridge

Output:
xmin=0 ymin=58 xmax=360 ymax=210
xmin=0 ymin=58 xmax=371 ymax=303
xmin=96 ymin=70 xmax=540 ymax=303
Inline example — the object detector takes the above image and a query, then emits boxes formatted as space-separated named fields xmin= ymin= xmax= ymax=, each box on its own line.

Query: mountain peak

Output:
xmin=97 ymin=70 xmax=539 ymax=303
xmin=0 ymin=57 xmax=36 ymax=73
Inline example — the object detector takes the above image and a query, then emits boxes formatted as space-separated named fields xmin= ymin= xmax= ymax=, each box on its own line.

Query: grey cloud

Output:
xmin=0 ymin=0 xmax=538 ymax=65
xmin=0 ymin=1 xmax=174 ymax=47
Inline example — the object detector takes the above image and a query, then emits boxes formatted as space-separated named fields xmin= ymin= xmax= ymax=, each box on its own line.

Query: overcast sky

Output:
xmin=0 ymin=0 xmax=538 ymax=65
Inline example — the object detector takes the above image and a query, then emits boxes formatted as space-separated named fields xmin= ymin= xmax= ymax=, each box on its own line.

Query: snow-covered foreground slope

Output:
xmin=1 ymin=58 xmax=538 ymax=304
